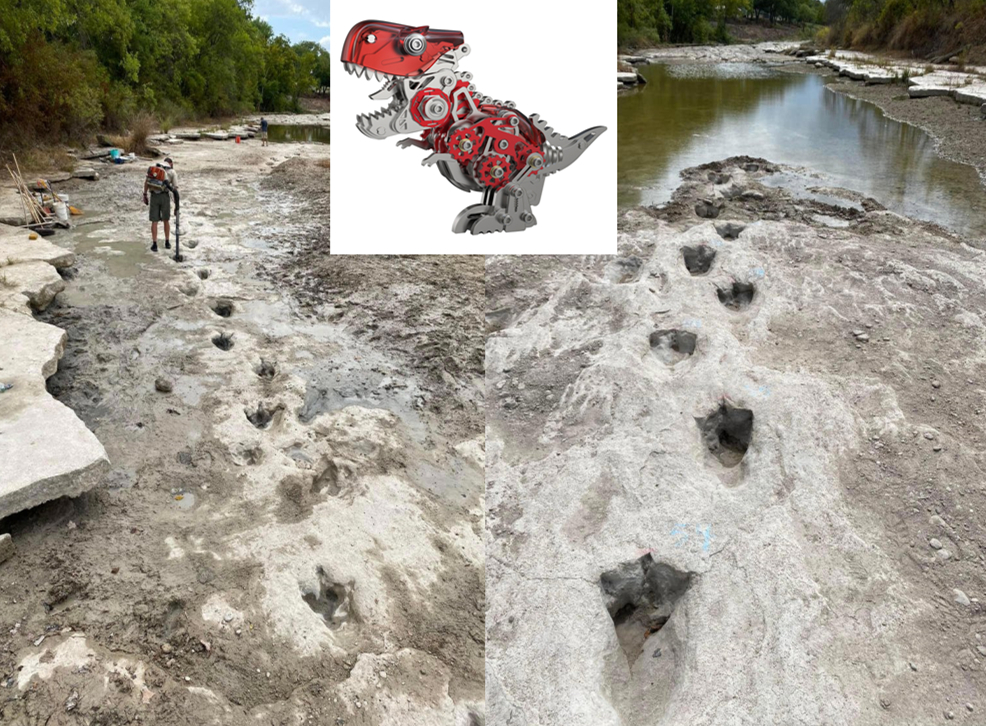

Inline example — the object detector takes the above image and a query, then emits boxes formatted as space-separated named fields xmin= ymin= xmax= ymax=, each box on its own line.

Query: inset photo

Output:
xmin=330 ymin=2 xmax=616 ymax=254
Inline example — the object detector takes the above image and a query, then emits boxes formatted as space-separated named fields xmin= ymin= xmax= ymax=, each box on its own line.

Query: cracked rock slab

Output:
xmin=0 ymin=309 xmax=108 ymax=521
xmin=0 ymin=259 xmax=66 ymax=312
xmin=0 ymin=224 xmax=75 ymax=269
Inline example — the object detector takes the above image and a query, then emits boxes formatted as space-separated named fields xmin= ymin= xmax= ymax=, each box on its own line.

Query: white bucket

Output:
xmin=54 ymin=201 xmax=69 ymax=223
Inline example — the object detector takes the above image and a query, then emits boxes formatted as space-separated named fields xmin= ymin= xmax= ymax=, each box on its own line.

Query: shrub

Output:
xmin=121 ymin=112 xmax=156 ymax=155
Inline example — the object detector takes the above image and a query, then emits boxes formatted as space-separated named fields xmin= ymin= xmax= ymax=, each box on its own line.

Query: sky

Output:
xmin=252 ymin=0 xmax=331 ymax=50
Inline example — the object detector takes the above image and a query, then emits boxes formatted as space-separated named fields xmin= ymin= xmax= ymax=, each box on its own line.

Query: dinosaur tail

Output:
xmin=530 ymin=115 xmax=606 ymax=176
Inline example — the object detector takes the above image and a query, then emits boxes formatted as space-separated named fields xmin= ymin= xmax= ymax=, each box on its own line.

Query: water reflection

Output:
xmin=618 ymin=63 xmax=986 ymax=240
xmin=266 ymin=124 xmax=331 ymax=144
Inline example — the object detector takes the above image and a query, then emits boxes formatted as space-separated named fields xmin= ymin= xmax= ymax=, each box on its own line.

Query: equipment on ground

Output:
xmin=341 ymin=20 xmax=606 ymax=235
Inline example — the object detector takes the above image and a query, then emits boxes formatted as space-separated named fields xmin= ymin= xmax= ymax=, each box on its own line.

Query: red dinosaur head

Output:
xmin=342 ymin=20 xmax=469 ymax=140
xmin=341 ymin=21 xmax=464 ymax=79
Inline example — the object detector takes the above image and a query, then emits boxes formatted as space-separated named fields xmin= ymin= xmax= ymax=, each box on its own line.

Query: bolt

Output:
xmin=404 ymin=34 xmax=426 ymax=55
xmin=498 ymin=139 xmax=509 ymax=150
xmin=528 ymin=154 xmax=544 ymax=169
xmin=508 ymin=115 xmax=520 ymax=127
xmin=366 ymin=34 xmax=376 ymax=44
xmin=521 ymin=212 xmax=534 ymax=223
xmin=491 ymin=166 xmax=505 ymax=179
xmin=459 ymin=139 xmax=473 ymax=152
xmin=511 ymin=187 xmax=523 ymax=198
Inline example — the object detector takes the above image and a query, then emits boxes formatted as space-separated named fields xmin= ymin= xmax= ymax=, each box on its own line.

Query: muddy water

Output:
xmin=266 ymin=124 xmax=331 ymax=144
xmin=619 ymin=62 xmax=986 ymax=239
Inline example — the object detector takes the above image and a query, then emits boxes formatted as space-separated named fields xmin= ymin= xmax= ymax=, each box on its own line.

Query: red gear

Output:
xmin=473 ymin=154 xmax=515 ymax=189
xmin=449 ymin=128 xmax=480 ymax=163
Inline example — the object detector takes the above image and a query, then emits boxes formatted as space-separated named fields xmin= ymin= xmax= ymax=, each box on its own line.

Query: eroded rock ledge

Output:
xmin=0 ymin=224 xmax=108 ymax=522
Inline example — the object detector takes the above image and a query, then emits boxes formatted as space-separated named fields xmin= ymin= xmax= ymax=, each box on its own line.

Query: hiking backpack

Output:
xmin=146 ymin=164 xmax=170 ymax=193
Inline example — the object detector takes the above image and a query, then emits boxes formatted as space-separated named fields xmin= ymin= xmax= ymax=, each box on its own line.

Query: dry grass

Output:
xmin=5 ymin=147 xmax=77 ymax=174
xmin=109 ymin=112 xmax=156 ymax=155
xmin=316 ymin=158 xmax=331 ymax=170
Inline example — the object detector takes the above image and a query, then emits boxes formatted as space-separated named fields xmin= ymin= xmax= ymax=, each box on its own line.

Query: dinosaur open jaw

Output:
xmin=346 ymin=61 xmax=410 ymax=138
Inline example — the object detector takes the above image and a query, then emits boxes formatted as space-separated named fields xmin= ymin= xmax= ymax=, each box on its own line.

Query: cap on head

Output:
xmin=163 ymin=157 xmax=173 ymax=166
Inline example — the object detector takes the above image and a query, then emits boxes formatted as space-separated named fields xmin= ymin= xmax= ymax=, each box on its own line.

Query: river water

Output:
xmin=266 ymin=124 xmax=331 ymax=144
xmin=618 ymin=62 xmax=986 ymax=240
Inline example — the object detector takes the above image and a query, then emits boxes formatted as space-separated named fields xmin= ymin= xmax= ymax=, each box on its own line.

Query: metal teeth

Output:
xmin=344 ymin=62 xmax=399 ymax=83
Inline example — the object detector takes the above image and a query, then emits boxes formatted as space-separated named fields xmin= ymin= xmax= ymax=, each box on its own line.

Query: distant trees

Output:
xmin=823 ymin=0 xmax=986 ymax=57
xmin=618 ymin=0 xmax=824 ymax=47
xmin=0 ymin=0 xmax=330 ymax=147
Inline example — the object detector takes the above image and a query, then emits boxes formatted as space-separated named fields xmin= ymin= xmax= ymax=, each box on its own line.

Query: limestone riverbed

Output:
xmin=487 ymin=158 xmax=986 ymax=725
xmin=0 ymin=135 xmax=485 ymax=724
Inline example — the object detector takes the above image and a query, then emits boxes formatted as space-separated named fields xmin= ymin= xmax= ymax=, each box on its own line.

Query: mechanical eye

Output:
xmin=403 ymin=33 xmax=426 ymax=55
xmin=366 ymin=33 xmax=376 ymax=43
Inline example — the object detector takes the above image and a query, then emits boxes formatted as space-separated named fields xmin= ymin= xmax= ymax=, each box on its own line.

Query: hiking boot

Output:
xmin=165 ymin=240 xmax=171 ymax=249
xmin=151 ymin=243 xmax=158 ymax=252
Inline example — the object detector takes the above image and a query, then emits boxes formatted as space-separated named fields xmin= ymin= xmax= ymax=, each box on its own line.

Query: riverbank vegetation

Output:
xmin=823 ymin=0 xmax=986 ymax=63
xmin=618 ymin=0 xmax=825 ymax=48
xmin=0 ymin=0 xmax=332 ymax=152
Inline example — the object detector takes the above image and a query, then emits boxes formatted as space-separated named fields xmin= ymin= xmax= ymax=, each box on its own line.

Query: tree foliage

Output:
xmin=618 ymin=0 xmax=824 ymax=47
xmin=0 ymin=0 xmax=330 ymax=147
xmin=823 ymin=0 xmax=986 ymax=59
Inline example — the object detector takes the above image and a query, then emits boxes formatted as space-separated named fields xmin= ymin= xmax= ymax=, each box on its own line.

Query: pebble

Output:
xmin=924 ymin=432 xmax=935 ymax=440
xmin=977 ymin=646 xmax=986 ymax=657
xmin=930 ymin=538 xmax=943 ymax=550
xmin=932 ymin=380 xmax=941 ymax=389
xmin=945 ymin=711 xmax=954 ymax=720
xmin=934 ymin=445 xmax=943 ymax=452
xmin=954 ymin=589 xmax=972 ymax=607
xmin=224 ymin=612 xmax=234 ymax=622
xmin=967 ymin=704 xmax=974 ymax=712
xmin=154 ymin=377 xmax=173 ymax=393
xmin=161 ymin=643 xmax=173 ymax=654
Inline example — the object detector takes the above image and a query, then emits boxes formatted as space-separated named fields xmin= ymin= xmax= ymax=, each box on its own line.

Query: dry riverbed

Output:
xmin=0 ymin=135 xmax=485 ymax=724
xmin=487 ymin=157 xmax=986 ymax=725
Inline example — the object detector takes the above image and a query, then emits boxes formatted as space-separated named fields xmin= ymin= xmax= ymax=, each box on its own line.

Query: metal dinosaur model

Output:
xmin=341 ymin=20 xmax=606 ymax=234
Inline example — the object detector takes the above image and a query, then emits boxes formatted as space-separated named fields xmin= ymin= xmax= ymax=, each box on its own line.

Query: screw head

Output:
xmin=404 ymin=33 xmax=426 ymax=55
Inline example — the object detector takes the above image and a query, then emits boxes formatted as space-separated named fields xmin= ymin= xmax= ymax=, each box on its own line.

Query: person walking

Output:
xmin=142 ymin=157 xmax=178 ymax=252
xmin=260 ymin=116 xmax=269 ymax=147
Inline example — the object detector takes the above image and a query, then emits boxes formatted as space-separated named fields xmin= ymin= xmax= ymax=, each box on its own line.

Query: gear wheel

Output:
xmin=472 ymin=153 xmax=515 ymax=189
xmin=512 ymin=140 xmax=538 ymax=168
xmin=449 ymin=127 xmax=480 ymax=164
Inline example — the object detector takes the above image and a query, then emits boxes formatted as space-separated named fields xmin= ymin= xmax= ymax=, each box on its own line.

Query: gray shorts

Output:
xmin=149 ymin=191 xmax=170 ymax=222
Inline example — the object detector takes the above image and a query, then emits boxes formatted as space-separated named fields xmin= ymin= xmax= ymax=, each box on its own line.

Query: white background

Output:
xmin=330 ymin=1 xmax=616 ymax=255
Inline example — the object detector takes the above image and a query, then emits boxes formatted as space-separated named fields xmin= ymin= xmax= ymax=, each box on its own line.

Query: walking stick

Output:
xmin=172 ymin=187 xmax=182 ymax=262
